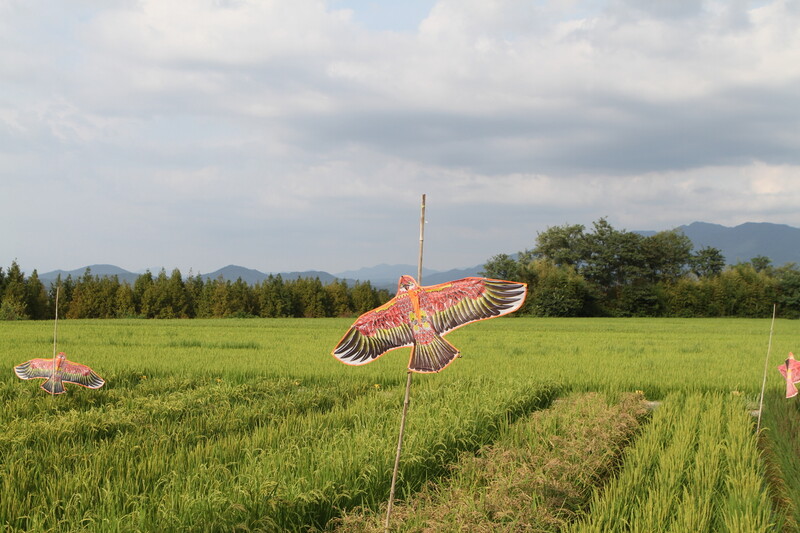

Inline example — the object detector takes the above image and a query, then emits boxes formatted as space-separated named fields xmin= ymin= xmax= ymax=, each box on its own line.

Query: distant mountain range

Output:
xmin=638 ymin=221 xmax=800 ymax=267
xmin=36 ymin=221 xmax=800 ymax=288
xmin=37 ymin=263 xmax=484 ymax=291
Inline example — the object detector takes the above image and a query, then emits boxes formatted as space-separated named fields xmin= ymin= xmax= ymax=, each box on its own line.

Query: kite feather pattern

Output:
xmin=778 ymin=352 xmax=800 ymax=399
xmin=332 ymin=276 xmax=527 ymax=373
xmin=14 ymin=352 xmax=105 ymax=395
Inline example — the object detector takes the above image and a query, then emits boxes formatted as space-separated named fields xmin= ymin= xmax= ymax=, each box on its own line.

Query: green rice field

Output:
xmin=1 ymin=317 xmax=799 ymax=531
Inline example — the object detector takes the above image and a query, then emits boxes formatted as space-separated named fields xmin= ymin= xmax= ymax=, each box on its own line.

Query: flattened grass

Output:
xmin=333 ymin=391 xmax=650 ymax=532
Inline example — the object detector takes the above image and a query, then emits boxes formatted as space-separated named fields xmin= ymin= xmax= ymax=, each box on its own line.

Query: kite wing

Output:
xmin=14 ymin=357 xmax=105 ymax=391
xmin=778 ymin=352 xmax=800 ymax=398
xmin=332 ymin=297 xmax=416 ymax=366
xmin=60 ymin=360 xmax=105 ymax=389
xmin=14 ymin=358 xmax=56 ymax=381
xmin=421 ymin=277 xmax=527 ymax=335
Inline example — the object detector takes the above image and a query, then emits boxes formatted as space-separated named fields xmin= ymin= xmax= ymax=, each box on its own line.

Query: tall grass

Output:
xmin=1 ymin=319 xmax=561 ymax=531
xmin=758 ymin=390 xmax=800 ymax=531
xmin=0 ymin=317 xmax=795 ymax=531
xmin=570 ymin=392 xmax=781 ymax=532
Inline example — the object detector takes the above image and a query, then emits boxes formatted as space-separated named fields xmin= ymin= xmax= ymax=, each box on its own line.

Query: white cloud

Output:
xmin=2 ymin=0 xmax=800 ymax=274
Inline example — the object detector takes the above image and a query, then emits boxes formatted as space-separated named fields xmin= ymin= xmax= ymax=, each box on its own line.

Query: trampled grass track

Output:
xmin=1 ymin=317 xmax=799 ymax=531
xmin=333 ymin=391 xmax=651 ymax=532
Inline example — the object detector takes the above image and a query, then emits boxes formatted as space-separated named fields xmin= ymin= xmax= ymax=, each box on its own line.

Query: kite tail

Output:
xmin=410 ymin=334 xmax=460 ymax=373
xmin=41 ymin=377 xmax=65 ymax=395
xmin=787 ymin=379 xmax=798 ymax=399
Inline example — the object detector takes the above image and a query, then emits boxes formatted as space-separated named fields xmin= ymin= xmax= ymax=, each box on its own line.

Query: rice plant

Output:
xmin=569 ymin=392 xmax=782 ymax=532
xmin=0 ymin=317 xmax=795 ymax=531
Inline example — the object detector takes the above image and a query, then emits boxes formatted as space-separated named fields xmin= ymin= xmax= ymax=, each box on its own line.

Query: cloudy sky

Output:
xmin=2 ymin=0 xmax=799 ymax=276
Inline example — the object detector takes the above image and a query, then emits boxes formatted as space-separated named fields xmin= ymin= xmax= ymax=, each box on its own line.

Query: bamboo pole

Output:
xmin=756 ymin=303 xmax=777 ymax=432
xmin=384 ymin=194 xmax=426 ymax=532
xmin=50 ymin=285 xmax=60 ymax=396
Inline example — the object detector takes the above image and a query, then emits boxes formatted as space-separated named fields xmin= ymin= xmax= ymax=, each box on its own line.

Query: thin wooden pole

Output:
xmin=51 ymin=285 xmax=60 ymax=396
xmin=417 ymin=194 xmax=426 ymax=283
xmin=385 ymin=194 xmax=426 ymax=532
xmin=757 ymin=303 xmax=777 ymax=432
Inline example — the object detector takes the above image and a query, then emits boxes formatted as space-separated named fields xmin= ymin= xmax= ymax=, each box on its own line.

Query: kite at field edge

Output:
xmin=332 ymin=276 xmax=527 ymax=373
xmin=778 ymin=352 xmax=800 ymax=399
xmin=14 ymin=352 xmax=105 ymax=395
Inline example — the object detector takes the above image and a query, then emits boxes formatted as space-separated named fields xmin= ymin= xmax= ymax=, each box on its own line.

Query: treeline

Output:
xmin=0 ymin=262 xmax=391 ymax=320
xmin=5 ymin=218 xmax=800 ymax=320
xmin=481 ymin=218 xmax=800 ymax=318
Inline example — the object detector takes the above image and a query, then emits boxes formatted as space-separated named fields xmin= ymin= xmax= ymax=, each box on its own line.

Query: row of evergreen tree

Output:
xmin=480 ymin=218 xmax=800 ymax=318
xmin=4 ymin=218 xmax=800 ymax=320
xmin=0 ymin=262 xmax=391 ymax=320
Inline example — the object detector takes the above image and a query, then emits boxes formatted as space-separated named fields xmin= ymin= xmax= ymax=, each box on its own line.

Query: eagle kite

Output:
xmin=14 ymin=352 xmax=105 ymax=395
xmin=332 ymin=276 xmax=527 ymax=373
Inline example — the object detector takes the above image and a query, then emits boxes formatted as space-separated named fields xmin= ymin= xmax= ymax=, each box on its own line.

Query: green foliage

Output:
xmin=480 ymin=253 xmax=520 ymax=280
xmin=486 ymin=218 xmax=796 ymax=318
xmin=0 ymin=264 xmax=392 ymax=320
xmin=533 ymin=223 xmax=586 ymax=267
xmin=691 ymin=245 xmax=726 ymax=278
xmin=0 ymin=298 xmax=27 ymax=320
xmin=776 ymin=266 xmax=800 ymax=319
xmin=520 ymin=259 xmax=594 ymax=317
xmin=2 ymin=260 xmax=29 ymax=320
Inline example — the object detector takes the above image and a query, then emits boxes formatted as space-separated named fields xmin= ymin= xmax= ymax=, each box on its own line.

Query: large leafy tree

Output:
xmin=580 ymin=218 xmax=646 ymax=290
xmin=480 ymin=253 xmax=520 ymax=281
xmin=691 ymin=246 xmax=726 ymax=278
xmin=533 ymin=223 xmax=586 ymax=267
xmin=641 ymin=230 xmax=693 ymax=283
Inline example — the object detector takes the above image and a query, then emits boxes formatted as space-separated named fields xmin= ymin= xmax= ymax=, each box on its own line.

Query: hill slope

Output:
xmin=678 ymin=221 xmax=800 ymax=266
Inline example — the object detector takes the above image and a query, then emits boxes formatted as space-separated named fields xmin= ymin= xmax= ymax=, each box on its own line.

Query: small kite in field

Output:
xmin=778 ymin=353 xmax=800 ymax=399
xmin=332 ymin=275 xmax=527 ymax=373
xmin=14 ymin=352 xmax=105 ymax=395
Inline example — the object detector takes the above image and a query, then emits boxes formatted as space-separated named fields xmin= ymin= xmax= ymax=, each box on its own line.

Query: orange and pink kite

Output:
xmin=778 ymin=352 xmax=800 ymax=399
xmin=332 ymin=275 xmax=527 ymax=373
xmin=14 ymin=352 xmax=105 ymax=395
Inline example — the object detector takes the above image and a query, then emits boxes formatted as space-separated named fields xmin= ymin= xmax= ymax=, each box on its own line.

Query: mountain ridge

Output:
xmin=34 ymin=221 xmax=800 ymax=288
xmin=676 ymin=221 xmax=800 ymax=265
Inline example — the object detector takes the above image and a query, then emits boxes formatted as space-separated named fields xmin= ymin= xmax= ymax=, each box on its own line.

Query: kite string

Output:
xmin=756 ymin=302 xmax=777 ymax=433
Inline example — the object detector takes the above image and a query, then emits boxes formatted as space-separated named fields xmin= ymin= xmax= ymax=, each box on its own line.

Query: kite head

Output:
xmin=397 ymin=275 xmax=419 ymax=294
xmin=55 ymin=352 xmax=66 ymax=368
